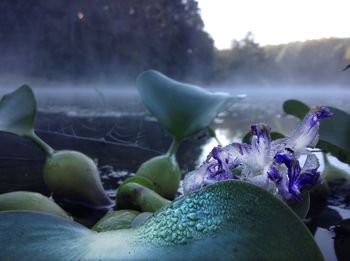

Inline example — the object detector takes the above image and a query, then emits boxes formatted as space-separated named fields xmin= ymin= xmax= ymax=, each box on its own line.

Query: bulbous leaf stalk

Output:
xmin=0 ymin=85 xmax=112 ymax=207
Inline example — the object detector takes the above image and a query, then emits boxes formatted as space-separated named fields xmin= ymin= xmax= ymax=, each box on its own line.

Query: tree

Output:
xmin=0 ymin=0 xmax=214 ymax=82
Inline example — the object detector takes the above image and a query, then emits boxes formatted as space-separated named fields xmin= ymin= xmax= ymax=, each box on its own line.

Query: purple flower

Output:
xmin=271 ymin=153 xmax=321 ymax=200
xmin=183 ymin=107 xmax=331 ymax=202
xmin=274 ymin=106 xmax=332 ymax=157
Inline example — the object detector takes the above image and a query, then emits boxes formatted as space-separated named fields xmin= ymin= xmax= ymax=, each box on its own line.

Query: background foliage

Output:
xmin=0 ymin=0 xmax=349 ymax=84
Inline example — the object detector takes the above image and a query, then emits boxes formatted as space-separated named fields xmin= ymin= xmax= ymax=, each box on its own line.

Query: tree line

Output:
xmin=0 ymin=0 xmax=213 ymax=82
xmin=0 ymin=0 xmax=349 ymax=85
xmin=214 ymin=33 xmax=350 ymax=86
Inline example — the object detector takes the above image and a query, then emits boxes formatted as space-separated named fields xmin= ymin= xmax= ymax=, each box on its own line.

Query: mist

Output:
xmin=1 ymin=1 xmax=350 ymax=89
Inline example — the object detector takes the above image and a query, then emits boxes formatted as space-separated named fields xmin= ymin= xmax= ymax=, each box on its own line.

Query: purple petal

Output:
xmin=267 ymin=166 xmax=290 ymax=199
xmin=268 ymin=166 xmax=283 ymax=184
xmin=274 ymin=153 xmax=302 ymax=199
xmin=273 ymin=152 xmax=321 ymax=200
xmin=302 ymin=154 xmax=320 ymax=172
xmin=183 ymin=164 xmax=210 ymax=194
xmin=295 ymin=170 xmax=321 ymax=191
xmin=284 ymin=107 xmax=332 ymax=155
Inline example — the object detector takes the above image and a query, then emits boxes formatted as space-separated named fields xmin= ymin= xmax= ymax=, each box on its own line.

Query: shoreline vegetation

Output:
xmin=0 ymin=1 xmax=349 ymax=86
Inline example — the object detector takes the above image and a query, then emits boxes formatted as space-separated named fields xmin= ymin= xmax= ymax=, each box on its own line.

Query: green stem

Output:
xmin=27 ymin=131 xmax=55 ymax=156
xmin=118 ymin=183 xmax=171 ymax=212
xmin=207 ymin=127 xmax=222 ymax=146
xmin=322 ymin=152 xmax=330 ymax=166
xmin=167 ymin=138 xmax=180 ymax=157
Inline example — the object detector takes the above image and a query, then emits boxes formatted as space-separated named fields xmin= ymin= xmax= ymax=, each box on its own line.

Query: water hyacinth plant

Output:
xmin=0 ymin=92 xmax=331 ymax=260
xmin=0 ymin=191 xmax=69 ymax=218
xmin=183 ymin=107 xmax=332 ymax=205
xmin=0 ymin=86 xmax=112 ymax=207
xmin=283 ymin=99 xmax=350 ymax=164
xmin=135 ymin=70 xmax=239 ymax=197
xmin=117 ymin=70 xmax=242 ymax=210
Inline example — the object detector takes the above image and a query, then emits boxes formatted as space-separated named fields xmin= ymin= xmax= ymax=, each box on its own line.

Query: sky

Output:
xmin=196 ymin=0 xmax=350 ymax=49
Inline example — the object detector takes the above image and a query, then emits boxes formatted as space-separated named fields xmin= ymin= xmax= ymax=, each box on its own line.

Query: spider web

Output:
xmin=35 ymin=109 xmax=167 ymax=154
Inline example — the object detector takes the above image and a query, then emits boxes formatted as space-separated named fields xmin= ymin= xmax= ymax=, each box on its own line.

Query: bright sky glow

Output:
xmin=197 ymin=0 xmax=350 ymax=49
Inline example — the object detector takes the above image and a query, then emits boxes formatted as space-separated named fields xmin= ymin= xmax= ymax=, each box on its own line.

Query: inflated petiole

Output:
xmin=135 ymin=139 xmax=181 ymax=199
xmin=0 ymin=191 xmax=69 ymax=218
xmin=135 ymin=70 xmax=242 ymax=199
xmin=0 ymin=85 xmax=112 ymax=207
xmin=117 ymin=180 xmax=171 ymax=212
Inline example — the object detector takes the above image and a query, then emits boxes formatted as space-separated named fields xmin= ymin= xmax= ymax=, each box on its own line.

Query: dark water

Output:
xmin=0 ymin=86 xmax=349 ymax=260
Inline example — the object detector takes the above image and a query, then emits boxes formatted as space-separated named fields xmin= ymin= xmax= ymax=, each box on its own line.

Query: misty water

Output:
xmin=1 ymin=85 xmax=349 ymax=188
xmin=0 ymin=85 xmax=349 ymax=261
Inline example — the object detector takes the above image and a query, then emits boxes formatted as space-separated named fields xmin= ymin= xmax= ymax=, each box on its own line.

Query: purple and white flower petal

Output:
xmin=267 ymin=166 xmax=290 ymax=199
xmin=182 ymin=158 xmax=236 ymax=194
xmin=282 ymin=107 xmax=332 ymax=156
xmin=270 ymin=153 xmax=321 ymax=200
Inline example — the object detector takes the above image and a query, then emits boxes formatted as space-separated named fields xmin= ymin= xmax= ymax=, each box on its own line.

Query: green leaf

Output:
xmin=322 ymin=153 xmax=350 ymax=184
xmin=283 ymin=99 xmax=310 ymax=119
xmin=334 ymin=219 xmax=350 ymax=261
xmin=0 ymin=85 xmax=36 ymax=136
xmin=0 ymin=181 xmax=323 ymax=260
xmin=0 ymin=85 xmax=53 ymax=154
xmin=92 ymin=210 xmax=140 ymax=232
xmin=283 ymin=99 xmax=350 ymax=164
xmin=137 ymin=70 xmax=238 ymax=141
xmin=287 ymin=192 xmax=310 ymax=219
xmin=0 ymin=191 xmax=69 ymax=218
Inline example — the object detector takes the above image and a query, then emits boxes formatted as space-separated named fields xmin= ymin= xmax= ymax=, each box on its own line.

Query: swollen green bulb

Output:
xmin=136 ymin=154 xmax=181 ymax=199
xmin=43 ymin=150 xmax=112 ymax=207
xmin=0 ymin=191 xmax=69 ymax=218
xmin=117 ymin=182 xmax=171 ymax=212
xmin=92 ymin=210 xmax=140 ymax=232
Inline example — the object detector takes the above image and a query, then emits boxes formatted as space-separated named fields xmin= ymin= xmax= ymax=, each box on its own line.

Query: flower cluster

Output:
xmin=183 ymin=107 xmax=332 ymax=201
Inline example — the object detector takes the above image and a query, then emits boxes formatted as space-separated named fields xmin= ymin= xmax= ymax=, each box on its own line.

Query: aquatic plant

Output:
xmin=117 ymin=70 xmax=241 ymax=210
xmin=0 ymin=191 xmax=69 ymax=218
xmin=283 ymin=99 xmax=350 ymax=192
xmin=183 ymin=107 xmax=332 ymax=205
xmin=0 ymin=180 xmax=323 ymax=260
xmin=0 ymin=86 xmax=112 ymax=207
xmin=283 ymin=99 xmax=350 ymax=164
xmin=0 ymin=95 xmax=332 ymax=260
xmin=92 ymin=209 xmax=140 ymax=232
xmin=322 ymin=152 xmax=350 ymax=184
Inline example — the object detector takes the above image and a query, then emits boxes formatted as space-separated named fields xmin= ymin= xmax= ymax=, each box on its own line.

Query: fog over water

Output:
xmin=1 ymin=83 xmax=349 ymax=113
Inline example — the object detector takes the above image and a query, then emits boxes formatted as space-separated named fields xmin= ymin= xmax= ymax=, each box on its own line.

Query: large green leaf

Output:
xmin=137 ymin=70 xmax=238 ymax=141
xmin=283 ymin=99 xmax=350 ymax=164
xmin=0 ymin=85 xmax=36 ymax=136
xmin=283 ymin=99 xmax=310 ymax=120
xmin=0 ymin=85 xmax=53 ymax=155
xmin=0 ymin=181 xmax=322 ymax=260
